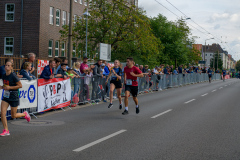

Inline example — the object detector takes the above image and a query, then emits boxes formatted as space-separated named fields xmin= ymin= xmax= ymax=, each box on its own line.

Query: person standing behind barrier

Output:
xmin=105 ymin=60 xmax=123 ymax=109
xmin=208 ymin=68 xmax=213 ymax=83
xmin=57 ymin=63 xmax=68 ymax=79
xmin=54 ymin=58 xmax=62 ymax=74
xmin=40 ymin=60 xmax=55 ymax=79
xmin=21 ymin=53 xmax=36 ymax=75
xmin=92 ymin=60 xmax=103 ymax=101
xmin=80 ymin=56 xmax=89 ymax=75
xmin=122 ymin=57 xmax=143 ymax=115
xmin=0 ymin=61 xmax=31 ymax=136
xmin=20 ymin=62 xmax=36 ymax=81
xmin=73 ymin=62 xmax=81 ymax=95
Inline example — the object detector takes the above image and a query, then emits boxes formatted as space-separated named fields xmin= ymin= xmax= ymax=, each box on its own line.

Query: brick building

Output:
xmin=0 ymin=0 xmax=138 ymax=61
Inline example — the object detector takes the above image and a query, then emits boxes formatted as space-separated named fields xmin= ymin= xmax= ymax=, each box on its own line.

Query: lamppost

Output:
xmin=83 ymin=8 xmax=91 ymax=57
xmin=204 ymin=38 xmax=214 ymax=67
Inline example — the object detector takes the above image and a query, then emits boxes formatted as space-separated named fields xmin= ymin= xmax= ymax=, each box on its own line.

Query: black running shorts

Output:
xmin=110 ymin=80 xmax=122 ymax=89
xmin=2 ymin=99 xmax=19 ymax=107
xmin=125 ymin=85 xmax=138 ymax=97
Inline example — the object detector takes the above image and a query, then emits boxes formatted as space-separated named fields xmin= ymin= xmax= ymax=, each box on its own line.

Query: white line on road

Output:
xmin=219 ymin=87 xmax=223 ymax=89
xmin=185 ymin=99 xmax=196 ymax=104
xmin=151 ymin=109 xmax=172 ymax=119
xmin=73 ymin=130 xmax=127 ymax=152
xmin=212 ymin=90 xmax=217 ymax=92
xmin=201 ymin=93 xmax=208 ymax=97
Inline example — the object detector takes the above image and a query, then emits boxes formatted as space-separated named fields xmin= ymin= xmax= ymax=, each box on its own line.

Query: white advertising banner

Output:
xmin=0 ymin=79 xmax=37 ymax=111
xmin=37 ymin=78 xmax=71 ymax=112
xmin=100 ymin=43 xmax=111 ymax=61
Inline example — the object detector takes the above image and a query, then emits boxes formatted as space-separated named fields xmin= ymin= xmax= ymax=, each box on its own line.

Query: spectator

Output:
xmin=40 ymin=60 xmax=55 ymax=79
xmin=66 ymin=68 xmax=77 ymax=99
xmin=56 ymin=58 xmax=68 ymax=73
xmin=139 ymin=65 xmax=143 ymax=72
xmin=57 ymin=63 xmax=68 ymax=79
xmin=202 ymin=67 xmax=207 ymax=73
xmin=153 ymin=66 xmax=158 ymax=73
xmin=21 ymin=53 xmax=36 ymax=74
xmin=101 ymin=63 xmax=105 ymax=74
xmin=92 ymin=60 xmax=103 ymax=100
xmin=173 ymin=68 xmax=178 ymax=75
xmin=135 ymin=64 xmax=139 ymax=69
xmin=102 ymin=60 xmax=110 ymax=77
xmin=142 ymin=65 xmax=148 ymax=73
xmin=164 ymin=66 xmax=169 ymax=75
xmin=80 ymin=56 xmax=89 ymax=75
xmin=20 ymin=62 xmax=36 ymax=80
xmin=54 ymin=57 xmax=62 ymax=74
xmin=170 ymin=65 xmax=174 ymax=74
xmin=0 ymin=58 xmax=23 ymax=79
xmin=73 ymin=62 xmax=81 ymax=95
xmin=178 ymin=65 xmax=183 ymax=74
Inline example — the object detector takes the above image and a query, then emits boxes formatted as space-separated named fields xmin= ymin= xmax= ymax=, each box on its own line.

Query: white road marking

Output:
xmin=185 ymin=99 xmax=196 ymax=104
xmin=201 ymin=93 xmax=208 ymax=97
xmin=219 ymin=87 xmax=223 ymax=89
xmin=212 ymin=90 xmax=217 ymax=92
xmin=151 ymin=109 xmax=172 ymax=119
xmin=73 ymin=130 xmax=127 ymax=152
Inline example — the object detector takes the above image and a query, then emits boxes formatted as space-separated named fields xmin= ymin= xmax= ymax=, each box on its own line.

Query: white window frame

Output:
xmin=74 ymin=15 xmax=77 ymax=27
xmin=62 ymin=11 xmax=66 ymax=25
xmin=74 ymin=0 xmax=78 ymax=2
xmin=68 ymin=12 xmax=70 ymax=25
xmin=80 ymin=0 xmax=83 ymax=4
xmin=84 ymin=0 xmax=87 ymax=6
xmin=5 ymin=4 xmax=15 ymax=22
xmin=61 ymin=42 xmax=65 ymax=57
xmin=56 ymin=9 xmax=60 ymax=26
xmin=55 ymin=41 xmax=59 ymax=57
xmin=48 ymin=40 xmax=53 ymax=57
xmin=4 ymin=37 xmax=14 ymax=55
xmin=73 ymin=45 xmax=76 ymax=57
xmin=49 ymin=7 xmax=54 ymax=25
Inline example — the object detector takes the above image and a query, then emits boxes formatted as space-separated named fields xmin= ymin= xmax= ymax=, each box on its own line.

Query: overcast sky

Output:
xmin=138 ymin=0 xmax=240 ymax=61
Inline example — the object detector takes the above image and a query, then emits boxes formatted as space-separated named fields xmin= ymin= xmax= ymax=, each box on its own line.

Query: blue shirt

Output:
xmin=103 ymin=66 xmax=110 ymax=76
xmin=222 ymin=70 xmax=226 ymax=75
xmin=40 ymin=65 xmax=54 ymax=79
xmin=110 ymin=67 xmax=122 ymax=81
xmin=173 ymin=70 xmax=178 ymax=75
xmin=195 ymin=68 xmax=199 ymax=73
xmin=164 ymin=68 xmax=169 ymax=74
xmin=208 ymin=69 xmax=213 ymax=75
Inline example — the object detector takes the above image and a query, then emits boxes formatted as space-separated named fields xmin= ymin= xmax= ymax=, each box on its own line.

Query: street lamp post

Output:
xmin=83 ymin=8 xmax=90 ymax=57
xmin=68 ymin=0 xmax=73 ymax=67
xmin=204 ymin=38 xmax=214 ymax=67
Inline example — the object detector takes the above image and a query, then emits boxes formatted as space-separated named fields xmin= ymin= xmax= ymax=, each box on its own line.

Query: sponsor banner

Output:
xmin=38 ymin=59 xmax=49 ymax=75
xmin=0 ymin=79 xmax=37 ymax=111
xmin=37 ymin=78 xmax=71 ymax=112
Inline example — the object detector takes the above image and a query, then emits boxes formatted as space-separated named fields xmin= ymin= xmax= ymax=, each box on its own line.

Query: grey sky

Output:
xmin=138 ymin=0 xmax=240 ymax=60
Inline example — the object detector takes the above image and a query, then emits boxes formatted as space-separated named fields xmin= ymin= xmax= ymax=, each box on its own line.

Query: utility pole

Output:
xmin=68 ymin=0 xmax=73 ymax=67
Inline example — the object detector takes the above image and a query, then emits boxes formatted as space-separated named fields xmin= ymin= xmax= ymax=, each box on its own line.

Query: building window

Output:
xmin=73 ymin=45 xmax=76 ymax=57
xmin=210 ymin=54 xmax=212 ymax=56
xmin=80 ymin=0 xmax=83 ymax=4
xmin=84 ymin=0 xmax=87 ymax=6
xmin=68 ymin=12 xmax=70 ymax=25
xmin=74 ymin=15 xmax=77 ymax=27
xmin=62 ymin=11 xmax=66 ymax=25
xmin=49 ymin=7 xmax=54 ymax=25
xmin=61 ymin=42 xmax=65 ymax=57
xmin=205 ymin=54 xmax=207 ymax=56
xmin=4 ymin=37 xmax=14 ymax=55
xmin=56 ymin=9 xmax=60 ymax=26
xmin=48 ymin=40 xmax=53 ymax=57
xmin=74 ymin=0 xmax=77 ymax=2
xmin=55 ymin=41 xmax=59 ymax=57
xmin=5 ymin=4 xmax=15 ymax=22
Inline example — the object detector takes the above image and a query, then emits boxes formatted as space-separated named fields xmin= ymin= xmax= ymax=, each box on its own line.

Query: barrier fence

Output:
xmin=0 ymin=73 xmax=222 ymax=119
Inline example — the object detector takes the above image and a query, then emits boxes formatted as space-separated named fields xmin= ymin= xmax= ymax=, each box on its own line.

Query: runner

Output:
xmin=122 ymin=57 xmax=144 ymax=115
xmin=208 ymin=67 xmax=213 ymax=83
xmin=0 ymin=61 xmax=31 ymax=136
xmin=105 ymin=60 xmax=123 ymax=109
xmin=222 ymin=69 xmax=227 ymax=82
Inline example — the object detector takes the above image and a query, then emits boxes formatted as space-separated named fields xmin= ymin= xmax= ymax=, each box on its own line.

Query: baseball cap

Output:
xmin=101 ymin=63 xmax=105 ymax=66
xmin=67 ymin=67 xmax=73 ymax=71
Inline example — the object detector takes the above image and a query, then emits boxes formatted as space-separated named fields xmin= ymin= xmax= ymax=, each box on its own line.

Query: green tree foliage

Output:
xmin=235 ymin=60 xmax=240 ymax=71
xmin=150 ymin=14 xmax=201 ymax=66
xmin=210 ymin=52 xmax=223 ymax=70
xmin=60 ymin=0 xmax=161 ymax=67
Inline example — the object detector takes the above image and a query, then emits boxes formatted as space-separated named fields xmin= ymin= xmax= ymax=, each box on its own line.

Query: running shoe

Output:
xmin=122 ymin=110 xmax=129 ymax=115
xmin=0 ymin=129 xmax=10 ymax=136
xmin=136 ymin=106 xmax=140 ymax=114
xmin=119 ymin=104 xmax=123 ymax=110
xmin=23 ymin=111 xmax=31 ymax=122
xmin=108 ymin=103 xmax=113 ymax=108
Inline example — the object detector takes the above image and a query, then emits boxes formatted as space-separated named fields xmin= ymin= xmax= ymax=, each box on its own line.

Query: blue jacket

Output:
xmin=164 ymin=68 xmax=169 ymax=74
xmin=20 ymin=69 xmax=36 ymax=81
xmin=0 ymin=65 xmax=6 ymax=79
xmin=40 ymin=65 xmax=54 ymax=79
xmin=103 ymin=66 xmax=110 ymax=76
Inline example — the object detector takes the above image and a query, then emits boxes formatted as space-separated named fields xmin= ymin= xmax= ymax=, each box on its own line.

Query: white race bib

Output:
xmin=3 ymin=90 xmax=10 ymax=99
xmin=126 ymin=79 xmax=132 ymax=85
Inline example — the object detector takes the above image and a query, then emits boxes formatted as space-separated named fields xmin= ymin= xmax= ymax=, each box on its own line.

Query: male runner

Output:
xmin=122 ymin=57 xmax=144 ymax=115
xmin=222 ymin=69 xmax=227 ymax=82
xmin=208 ymin=68 xmax=213 ymax=83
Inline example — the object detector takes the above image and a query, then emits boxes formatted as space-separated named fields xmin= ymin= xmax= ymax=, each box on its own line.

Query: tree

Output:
xmin=60 ymin=0 xmax=161 ymax=67
xmin=210 ymin=52 xmax=223 ymax=70
xmin=235 ymin=60 xmax=240 ymax=71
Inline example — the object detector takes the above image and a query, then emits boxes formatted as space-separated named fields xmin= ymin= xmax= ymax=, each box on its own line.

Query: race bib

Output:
xmin=3 ymin=90 xmax=10 ymax=98
xmin=126 ymin=79 xmax=132 ymax=85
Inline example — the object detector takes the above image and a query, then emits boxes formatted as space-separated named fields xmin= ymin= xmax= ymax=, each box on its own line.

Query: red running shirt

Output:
xmin=124 ymin=66 xmax=142 ymax=86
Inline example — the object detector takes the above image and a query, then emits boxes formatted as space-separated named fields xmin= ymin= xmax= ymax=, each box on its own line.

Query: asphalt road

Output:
xmin=1 ymin=79 xmax=240 ymax=160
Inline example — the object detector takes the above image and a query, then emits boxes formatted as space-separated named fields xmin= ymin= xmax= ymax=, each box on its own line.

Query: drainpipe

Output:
xmin=20 ymin=0 xmax=23 ymax=57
